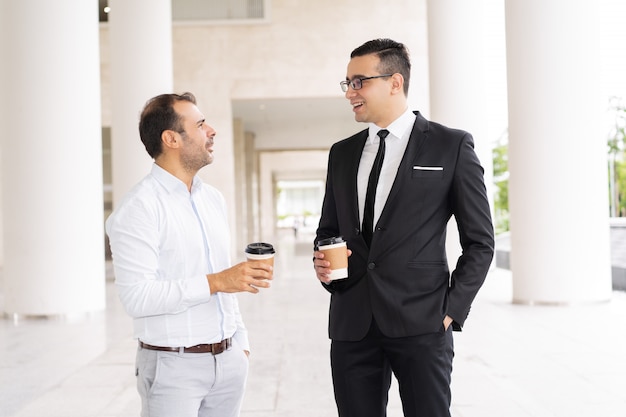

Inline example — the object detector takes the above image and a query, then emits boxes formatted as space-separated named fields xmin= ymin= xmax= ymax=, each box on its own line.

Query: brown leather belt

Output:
xmin=139 ymin=338 xmax=232 ymax=355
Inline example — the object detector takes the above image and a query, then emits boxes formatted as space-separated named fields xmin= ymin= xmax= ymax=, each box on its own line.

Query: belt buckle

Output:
xmin=211 ymin=338 xmax=231 ymax=355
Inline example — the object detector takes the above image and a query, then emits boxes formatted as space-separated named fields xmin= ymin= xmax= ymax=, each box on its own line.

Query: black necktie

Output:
xmin=362 ymin=129 xmax=389 ymax=247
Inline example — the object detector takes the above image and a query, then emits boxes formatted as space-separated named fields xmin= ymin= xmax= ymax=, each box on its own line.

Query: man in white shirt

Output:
xmin=106 ymin=92 xmax=273 ymax=417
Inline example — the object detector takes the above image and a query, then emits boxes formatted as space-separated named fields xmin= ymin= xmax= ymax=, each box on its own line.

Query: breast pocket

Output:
xmin=412 ymin=166 xmax=444 ymax=179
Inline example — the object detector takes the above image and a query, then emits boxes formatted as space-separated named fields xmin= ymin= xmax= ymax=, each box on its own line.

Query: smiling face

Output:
xmin=345 ymin=53 xmax=397 ymax=127
xmin=344 ymin=52 xmax=408 ymax=128
xmin=174 ymin=100 xmax=217 ymax=172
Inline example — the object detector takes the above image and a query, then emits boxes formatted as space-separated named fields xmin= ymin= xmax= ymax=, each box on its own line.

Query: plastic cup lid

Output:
xmin=316 ymin=236 xmax=345 ymax=247
xmin=245 ymin=242 xmax=275 ymax=255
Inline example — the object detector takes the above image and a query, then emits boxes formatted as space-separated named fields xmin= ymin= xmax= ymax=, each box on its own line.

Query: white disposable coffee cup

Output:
xmin=317 ymin=237 xmax=348 ymax=280
xmin=245 ymin=242 xmax=275 ymax=267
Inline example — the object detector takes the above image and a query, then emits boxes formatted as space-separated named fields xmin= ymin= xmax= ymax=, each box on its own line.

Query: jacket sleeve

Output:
xmin=315 ymin=145 xmax=341 ymax=294
xmin=447 ymin=132 xmax=495 ymax=329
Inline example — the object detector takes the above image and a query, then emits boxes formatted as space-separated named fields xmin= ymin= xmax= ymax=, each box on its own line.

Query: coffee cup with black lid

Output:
xmin=245 ymin=242 xmax=275 ymax=266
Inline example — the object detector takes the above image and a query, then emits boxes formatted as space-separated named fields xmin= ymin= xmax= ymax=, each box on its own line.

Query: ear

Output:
xmin=390 ymin=73 xmax=405 ymax=95
xmin=161 ymin=130 xmax=180 ymax=150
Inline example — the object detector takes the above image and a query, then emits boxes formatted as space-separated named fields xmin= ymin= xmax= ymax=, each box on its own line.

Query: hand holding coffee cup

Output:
xmin=245 ymin=242 xmax=275 ymax=286
xmin=316 ymin=237 xmax=348 ymax=280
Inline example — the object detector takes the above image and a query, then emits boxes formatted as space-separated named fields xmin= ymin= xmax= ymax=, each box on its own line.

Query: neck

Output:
xmin=376 ymin=104 xmax=409 ymax=128
xmin=155 ymin=158 xmax=196 ymax=192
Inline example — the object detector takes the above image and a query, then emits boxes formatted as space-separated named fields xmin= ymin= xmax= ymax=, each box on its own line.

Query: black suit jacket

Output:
xmin=316 ymin=112 xmax=494 ymax=341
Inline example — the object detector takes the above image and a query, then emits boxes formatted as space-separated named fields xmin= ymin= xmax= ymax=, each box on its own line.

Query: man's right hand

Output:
xmin=313 ymin=251 xmax=332 ymax=284
xmin=207 ymin=261 xmax=273 ymax=294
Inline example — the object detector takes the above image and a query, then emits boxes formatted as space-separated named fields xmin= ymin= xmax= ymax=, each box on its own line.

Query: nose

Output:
xmin=205 ymin=124 xmax=216 ymax=138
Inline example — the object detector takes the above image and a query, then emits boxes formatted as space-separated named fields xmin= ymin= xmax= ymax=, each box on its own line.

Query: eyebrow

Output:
xmin=346 ymin=74 xmax=367 ymax=81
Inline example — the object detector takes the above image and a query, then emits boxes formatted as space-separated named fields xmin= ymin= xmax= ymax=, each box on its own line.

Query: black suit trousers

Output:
xmin=330 ymin=319 xmax=454 ymax=417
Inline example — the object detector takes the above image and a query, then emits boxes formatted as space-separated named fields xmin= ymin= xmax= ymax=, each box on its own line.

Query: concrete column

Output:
xmin=427 ymin=0 xmax=503 ymax=269
xmin=108 ymin=0 xmax=173 ymax=207
xmin=505 ymin=0 xmax=612 ymax=303
xmin=0 ymin=0 xmax=105 ymax=315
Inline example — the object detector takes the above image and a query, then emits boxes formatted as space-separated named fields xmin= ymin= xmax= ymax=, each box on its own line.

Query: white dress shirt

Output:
xmin=357 ymin=108 xmax=416 ymax=227
xmin=105 ymin=164 xmax=249 ymax=350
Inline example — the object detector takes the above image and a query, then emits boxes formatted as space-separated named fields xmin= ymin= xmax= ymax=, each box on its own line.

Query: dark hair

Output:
xmin=138 ymin=92 xmax=197 ymax=159
xmin=351 ymin=39 xmax=411 ymax=96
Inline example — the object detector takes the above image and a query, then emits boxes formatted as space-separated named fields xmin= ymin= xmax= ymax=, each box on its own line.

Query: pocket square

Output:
xmin=413 ymin=166 xmax=443 ymax=171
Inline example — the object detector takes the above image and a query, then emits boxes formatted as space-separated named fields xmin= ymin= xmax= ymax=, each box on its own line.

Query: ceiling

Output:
xmin=232 ymin=96 xmax=361 ymax=151
xmin=231 ymin=96 xmax=353 ymax=134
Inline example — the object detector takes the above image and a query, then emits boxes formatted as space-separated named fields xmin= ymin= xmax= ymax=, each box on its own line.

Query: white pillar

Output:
xmin=0 ymin=0 xmax=5 ymax=269
xmin=505 ymin=0 xmax=612 ymax=303
xmin=0 ymin=0 xmax=105 ymax=315
xmin=427 ymin=0 xmax=503 ymax=269
xmin=108 ymin=0 xmax=173 ymax=207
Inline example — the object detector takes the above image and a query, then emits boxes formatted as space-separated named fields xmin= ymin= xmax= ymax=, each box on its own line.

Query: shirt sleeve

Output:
xmin=105 ymin=197 xmax=212 ymax=318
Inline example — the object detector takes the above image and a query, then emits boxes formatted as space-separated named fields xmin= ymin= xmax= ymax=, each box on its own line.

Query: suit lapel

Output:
xmin=378 ymin=112 xmax=430 ymax=222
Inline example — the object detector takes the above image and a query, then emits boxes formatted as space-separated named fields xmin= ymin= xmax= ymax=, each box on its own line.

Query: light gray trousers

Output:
xmin=135 ymin=340 xmax=249 ymax=417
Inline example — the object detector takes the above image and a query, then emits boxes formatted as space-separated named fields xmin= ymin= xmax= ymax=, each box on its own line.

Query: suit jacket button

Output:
xmin=355 ymin=228 xmax=361 ymax=235
xmin=368 ymin=262 xmax=375 ymax=270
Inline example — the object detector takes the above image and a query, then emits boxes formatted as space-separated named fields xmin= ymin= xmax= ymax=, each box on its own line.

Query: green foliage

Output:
xmin=617 ymin=162 xmax=626 ymax=216
xmin=608 ymin=97 xmax=626 ymax=217
xmin=492 ymin=130 xmax=509 ymax=234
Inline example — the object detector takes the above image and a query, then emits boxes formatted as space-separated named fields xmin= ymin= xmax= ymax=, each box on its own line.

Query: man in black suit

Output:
xmin=313 ymin=38 xmax=494 ymax=417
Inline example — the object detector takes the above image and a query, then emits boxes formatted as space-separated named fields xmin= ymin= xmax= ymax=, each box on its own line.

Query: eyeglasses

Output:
xmin=340 ymin=74 xmax=393 ymax=92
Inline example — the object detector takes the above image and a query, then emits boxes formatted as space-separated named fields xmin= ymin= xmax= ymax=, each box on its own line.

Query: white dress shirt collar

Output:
xmin=368 ymin=108 xmax=416 ymax=142
xmin=151 ymin=163 xmax=202 ymax=195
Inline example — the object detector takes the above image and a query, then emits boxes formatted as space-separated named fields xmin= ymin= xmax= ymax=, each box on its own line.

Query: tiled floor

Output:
xmin=2 ymin=231 xmax=626 ymax=417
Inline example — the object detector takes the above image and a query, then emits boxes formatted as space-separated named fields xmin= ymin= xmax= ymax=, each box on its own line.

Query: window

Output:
xmin=174 ymin=0 xmax=266 ymax=21
xmin=99 ymin=0 xmax=268 ymax=23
